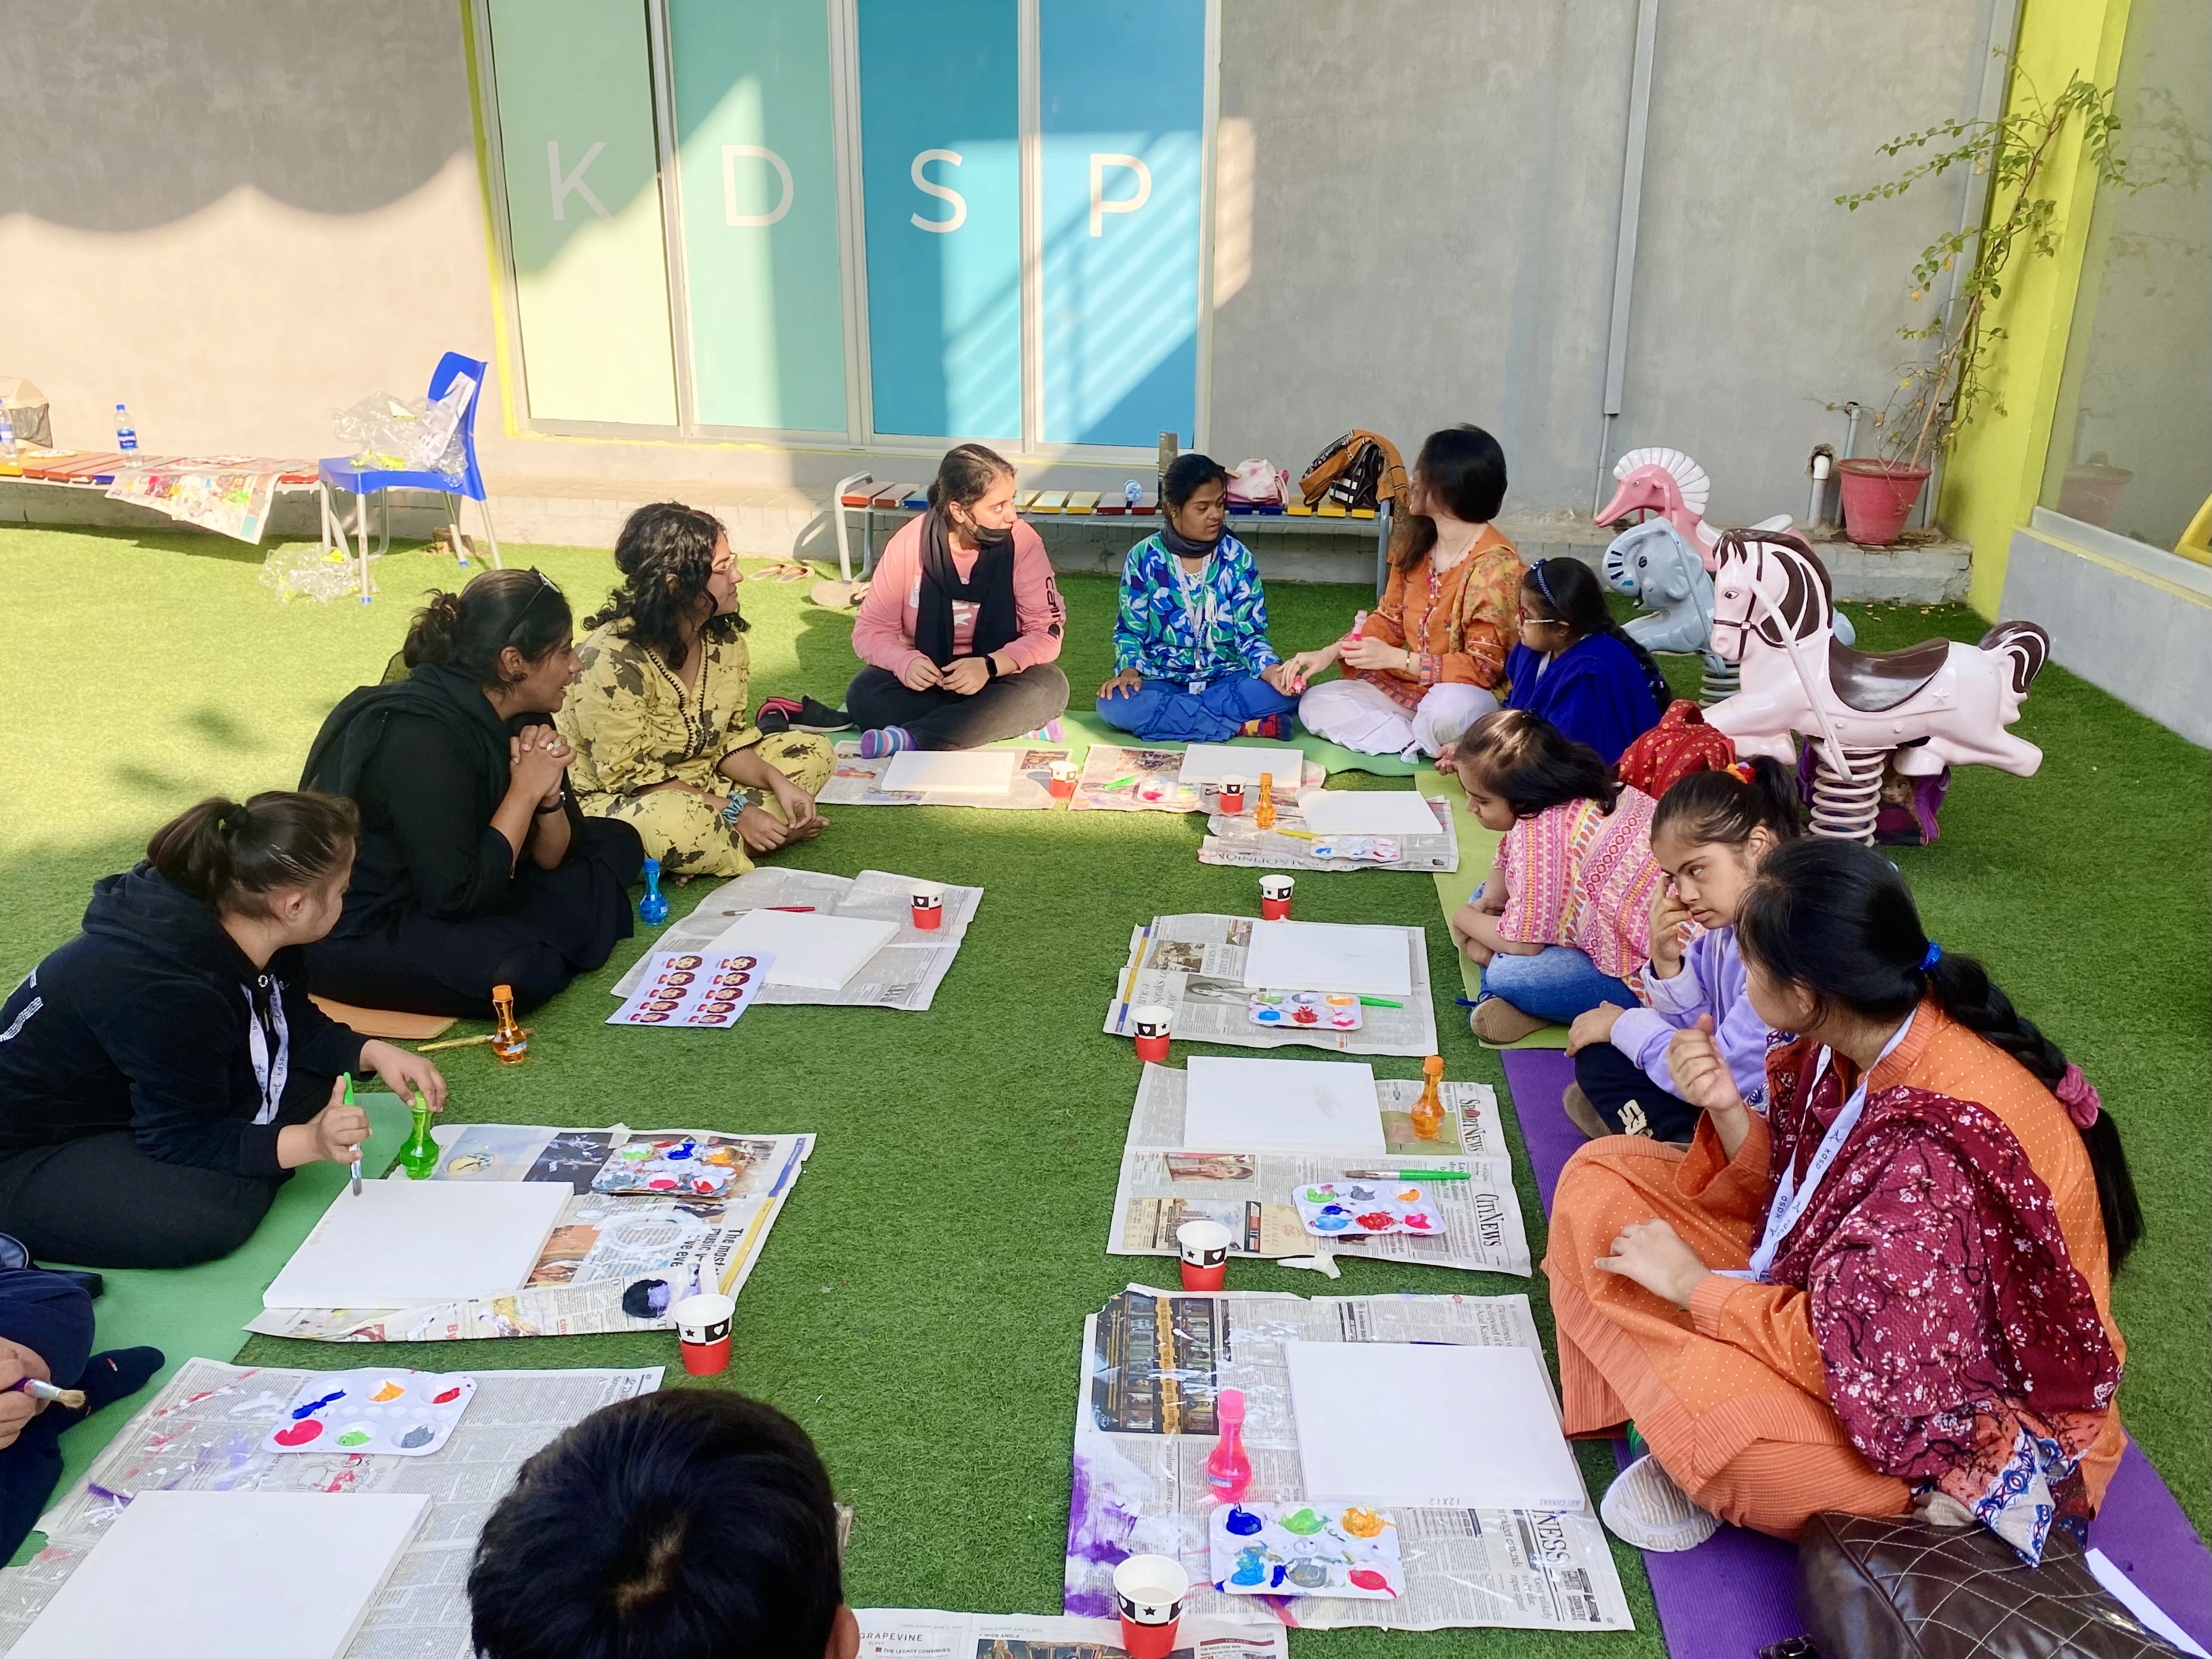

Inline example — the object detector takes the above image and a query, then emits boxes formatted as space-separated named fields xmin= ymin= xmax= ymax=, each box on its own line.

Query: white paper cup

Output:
xmin=1131 ymin=1004 xmax=1174 ymax=1040
xmin=1259 ymin=874 xmax=1294 ymax=900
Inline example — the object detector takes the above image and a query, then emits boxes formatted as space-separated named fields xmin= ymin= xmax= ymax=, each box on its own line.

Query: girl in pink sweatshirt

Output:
xmin=844 ymin=444 xmax=1069 ymax=755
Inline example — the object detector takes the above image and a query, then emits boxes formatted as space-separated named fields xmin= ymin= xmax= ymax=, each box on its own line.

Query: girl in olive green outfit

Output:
xmin=559 ymin=503 xmax=833 ymax=880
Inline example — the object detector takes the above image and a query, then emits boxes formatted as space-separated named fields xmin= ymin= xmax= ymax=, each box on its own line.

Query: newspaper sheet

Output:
xmin=612 ymin=867 xmax=978 ymax=1012
xmin=1066 ymin=1288 xmax=1632 ymax=1634
xmin=1109 ymin=1065 xmax=1529 ymax=1275
xmin=0 ymin=1358 xmax=660 ymax=1658
xmin=245 ymin=1125 xmax=809 ymax=1343
xmin=1198 ymin=793 xmax=1457 ymax=874
xmin=1105 ymin=915 xmax=1437 ymax=1056
xmin=1071 ymin=745 xmax=1324 ymax=815
xmin=858 ymin=1609 xmax=1285 ymax=1659
xmin=104 ymin=456 xmax=303 ymax=543
xmin=820 ymin=744 xmax=1072 ymax=808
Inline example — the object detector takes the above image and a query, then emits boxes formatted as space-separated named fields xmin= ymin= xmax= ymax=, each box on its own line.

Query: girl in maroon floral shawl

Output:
xmin=1561 ymin=840 xmax=2140 ymax=1561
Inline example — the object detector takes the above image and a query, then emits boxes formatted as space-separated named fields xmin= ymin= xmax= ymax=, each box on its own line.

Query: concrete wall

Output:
xmin=5 ymin=0 xmax=2006 ymax=520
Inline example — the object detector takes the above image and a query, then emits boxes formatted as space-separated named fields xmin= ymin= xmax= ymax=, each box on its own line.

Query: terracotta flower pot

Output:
xmin=1838 ymin=459 xmax=1931 ymax=545
xmin=2056 ymin=462 xmax=2133 ymax=528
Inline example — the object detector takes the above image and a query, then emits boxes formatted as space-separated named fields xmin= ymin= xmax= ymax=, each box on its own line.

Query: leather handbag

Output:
xmin=1795 ymin=1513 xmax=2193 ymax=1659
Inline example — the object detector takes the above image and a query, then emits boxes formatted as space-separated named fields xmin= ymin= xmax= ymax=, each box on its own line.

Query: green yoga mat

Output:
xmin=15 ymin=1091 xmax=414 ymax=1561
xmin=1413 ymin=771 xmax=1569 ymax=1050
xmin=1039 ymin=707 xmax=1424 ymax=778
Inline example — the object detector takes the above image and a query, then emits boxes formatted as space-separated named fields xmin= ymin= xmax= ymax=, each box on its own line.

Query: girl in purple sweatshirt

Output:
xmin=1560 ymin=757 xmax=1800 ymax=1142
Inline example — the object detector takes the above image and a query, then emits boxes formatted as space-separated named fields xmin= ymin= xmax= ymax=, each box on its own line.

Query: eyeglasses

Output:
xmin=510 ymin=569 xmax=564 ymax=641
xmin=1518 ymin=610 xmax=1565 ymax=629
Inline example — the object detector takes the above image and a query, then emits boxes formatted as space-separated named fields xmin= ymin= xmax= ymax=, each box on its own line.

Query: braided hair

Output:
xmin=1736 ymin=838 xmax=2142 ymax=1269
xmin=1523 ymin=558 xmax=1671 ymax=717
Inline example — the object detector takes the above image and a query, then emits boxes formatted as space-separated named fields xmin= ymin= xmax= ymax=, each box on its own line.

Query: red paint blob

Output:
xmin=274 ymin=1419 xmax=323 ymax=1447
xmin=431 ymin=1386 xmax=463 ymax=1405
xmin=1348 ymin=1569 xmax=1390 ymax=1593
xmin=1356 ymin=1211 xmax=1394 ymax=1230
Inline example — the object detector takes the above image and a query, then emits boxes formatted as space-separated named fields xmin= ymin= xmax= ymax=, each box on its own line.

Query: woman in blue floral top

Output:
xmin=1095 ymin=454 xmax=1302 ymax=742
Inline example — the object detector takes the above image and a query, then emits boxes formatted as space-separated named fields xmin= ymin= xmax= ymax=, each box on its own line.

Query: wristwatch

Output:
xmin=983 ymin=653 xmax=1001 ymax=680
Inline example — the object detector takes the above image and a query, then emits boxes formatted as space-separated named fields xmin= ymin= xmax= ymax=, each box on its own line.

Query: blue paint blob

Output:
xmin=1269 ymin=1563 xmax=1288 ymax=1587
xmin=1225 ymin=1506 xmax=1263 ymax=1537
xmin=1229 ymin=1547 xmax=1269 ymax=1587
xmin=291 ymin=1389 xmax=345 ymax=1420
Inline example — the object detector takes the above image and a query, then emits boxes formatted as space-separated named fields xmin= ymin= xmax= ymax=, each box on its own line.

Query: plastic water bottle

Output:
xmin=114 ymin=403 xmax=137 ymax=452
xmin=1124 ymin=479 xmax=1143 ymax=511
xmin=638 ymin=857 xmax=670 ymax=926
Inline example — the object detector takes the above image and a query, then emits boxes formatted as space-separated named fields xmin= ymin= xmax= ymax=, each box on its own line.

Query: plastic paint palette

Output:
xmin=591 ymin=1136 xmax=741 ymax=1198
xmin=1247 ymin=990 xmax=1362 ymax=1031
xmin=263 ymin=1368 xmax=476 ymax=1458
xmin=1308 ymin=838 xmax=1401 ymax=863
xmin=1209 ymin=1502 xmax=1405 ymax=1600
xmin=1295 ymin=1181 xmax=1443 ymax=1238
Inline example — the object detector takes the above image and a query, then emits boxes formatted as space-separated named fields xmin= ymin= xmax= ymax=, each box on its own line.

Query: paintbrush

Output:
xmin=346 ymin=1073 xmax=361 ymax=1196
xmin=11 ymin=1377 xmax=85 ymax=1409
xmin=416 ymin=1033 xmax=498 ymax=1053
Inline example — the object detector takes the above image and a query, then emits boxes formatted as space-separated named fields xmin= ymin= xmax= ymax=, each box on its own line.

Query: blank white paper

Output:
xmin=708 ymin=909 xmax=898 ymax=990
xmin=1296 ymin=789 xmax=1443 ymax=837
xmin=1284 ymin=1340 xmax=1586 ymax=1513
xmin=1184 ymin=1056 xmax=1385 ymax=1152
xmin=11 ymin=1490 xmax=430 ymax=1659
xmin=261 ymin=1178 xmax=569 ymax=1309
xmin=881 ymin=748 xmax=1019 ymax=795
xmin=1242 ymin=920 xmax=1415 ymax=998
xmin=1177 ymin=741 xmax=1303 ymax=784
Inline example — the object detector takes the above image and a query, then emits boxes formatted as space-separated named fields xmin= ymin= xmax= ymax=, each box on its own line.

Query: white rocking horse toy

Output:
xmin=1702 ymin=529 xmax=2050 ymax=841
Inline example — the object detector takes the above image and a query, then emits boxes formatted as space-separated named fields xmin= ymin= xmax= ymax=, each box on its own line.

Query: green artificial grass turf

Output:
xmin=0 ymin=526 xmax=2203 ymax=1657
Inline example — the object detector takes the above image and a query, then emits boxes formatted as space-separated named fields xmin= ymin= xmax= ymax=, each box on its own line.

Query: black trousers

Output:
xmin=844 ymin=663 xmax=1070 ymax=750
xmin=309 ymin=815 xmax=642 ymax=1017
xmin=0 ymin=1130 xmax=290 ymax=1269
xmin=1573 ymin=1041 xmax=1700 ymax=1144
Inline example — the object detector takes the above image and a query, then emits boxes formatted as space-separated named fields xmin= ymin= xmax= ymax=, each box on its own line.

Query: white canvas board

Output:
xmin=261 ymin=1178 xmax=570 ymax=1309
xmin=1177 ymin=741 xmax=1303 ymax=784
xmin=1184 ymin=1056 xmax=1385 ymax=1152
xmin=881 ymin=748 xmax=1020 ymax=795
xmin=1296 ymin=788 xmax=1443 ymax=837
xmin=707 ymin=909 xmax=898 ymax=990
xmin=10 ymin=1490 xmax=430 ymax=1659
xmin=1284 ymin=1340 xmax=1585 ymax=1513
xmin=1242 ymin=920 xmax=1415 ymax=997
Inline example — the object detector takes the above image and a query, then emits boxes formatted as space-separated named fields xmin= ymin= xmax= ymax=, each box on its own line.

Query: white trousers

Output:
xmin=1298 ymin=678 xmax=1499 ymax=759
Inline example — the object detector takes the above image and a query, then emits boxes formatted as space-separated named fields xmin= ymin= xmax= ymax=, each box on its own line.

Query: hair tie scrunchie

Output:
xmin=216 ymin=805 xmax=247 ymax=838
xmin=1727 ymin=760 xmax=1756 ymax=784
xmin=2054 ymin=1062 xmax=2102 ymax=1128
xmin=1919 ymin=941 xmax=1941 ymax=971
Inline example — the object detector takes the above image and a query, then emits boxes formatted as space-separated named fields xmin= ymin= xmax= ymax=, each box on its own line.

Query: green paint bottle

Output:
xmin=400 ymin=1091 xmax=439 ymax=1180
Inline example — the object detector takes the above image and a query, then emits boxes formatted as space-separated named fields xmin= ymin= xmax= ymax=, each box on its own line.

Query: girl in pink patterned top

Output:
xmin=1448 ymin=709 xmax=1664 ymax=1043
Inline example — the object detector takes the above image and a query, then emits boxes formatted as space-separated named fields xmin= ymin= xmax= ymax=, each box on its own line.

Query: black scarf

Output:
xmin=1161 ymin=523 xmax=1220 ymax=562
xmin=914 ymin=509 xmax=1019 ymax=668
xmin=301 ymin=660 xmax=515 ymax=804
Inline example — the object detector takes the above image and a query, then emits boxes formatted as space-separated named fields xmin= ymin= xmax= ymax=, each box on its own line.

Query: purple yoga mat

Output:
xmin=1500 ymin=1048 xmax=2212 ymax=1658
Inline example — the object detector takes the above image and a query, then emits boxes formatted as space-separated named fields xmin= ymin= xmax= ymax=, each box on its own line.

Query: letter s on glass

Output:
xmin=910 ymin=148 xmax=966 ymax=233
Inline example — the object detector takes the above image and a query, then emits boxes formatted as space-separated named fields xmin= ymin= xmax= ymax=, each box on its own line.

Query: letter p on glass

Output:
xmin=1090 ymin=153 xmax=1151 ymax=237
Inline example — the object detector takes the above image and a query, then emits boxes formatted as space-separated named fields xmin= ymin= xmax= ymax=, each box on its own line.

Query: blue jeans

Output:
xmin=1479 ymin=946 xmax=1636 ymax=1023
xmin=1094 ymin=673 xmax=1298 ymax=744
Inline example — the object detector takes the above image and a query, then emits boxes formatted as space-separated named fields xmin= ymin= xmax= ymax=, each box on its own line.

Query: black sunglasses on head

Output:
xmin=509 ymin=569 xmax=564 ymax=642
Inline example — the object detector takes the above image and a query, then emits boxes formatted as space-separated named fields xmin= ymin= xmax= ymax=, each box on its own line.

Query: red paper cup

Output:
xmin=672 ymin=1292 xmax=734 ymax=1377
xmin=1177 ymin=1219 xmax=1232 ymax=1292
xmin=910 ymin=884 xmax=944 ymax=931
xmin=1131 ymin=1004 xmax=1172 ymax=1064
xmin=1114 ymin=1555 xmax=1188 ymax=1659
xmin=1049 ymin=762 xmax=1079 ymax=799
xmin=1218 ymin=776 xmax=1247 ymax=815
xmin=1259 ymin=873 xmax=1293 ymax=920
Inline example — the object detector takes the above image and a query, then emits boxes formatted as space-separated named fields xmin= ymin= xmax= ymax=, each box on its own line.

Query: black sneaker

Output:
xmin=757 ymin=696 xmax=853 ymax=735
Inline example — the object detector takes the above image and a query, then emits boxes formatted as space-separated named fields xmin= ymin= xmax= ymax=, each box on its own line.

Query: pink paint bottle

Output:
xmin=1206 ymin=1387 xmax=1253 ymax=1502
xmin=1348 ymin=608 xmax=1368 ymax=642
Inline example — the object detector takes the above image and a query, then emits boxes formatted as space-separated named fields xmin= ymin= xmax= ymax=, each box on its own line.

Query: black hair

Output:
xmin=925 ymin=442 xmax=1016 ymax=520
xmin=1392 ymin=424 xmax=1507 ymax=572
xmin=1161 ymin=451 xmax=1230 ymax=511
xmin=469 ymin=1390 xmax=843 ymax=1659
xmin=404 ymin=568 xmax=573 ymax=687
xmin=587 ymin=502 xmax=744 ymax=674
xmin=1736 ymin=839 xmax=2142 ymax=1269
xmin=1651 ymin=756 xmax=1802 ymax=847
xmin=146 ymin=791 xmax=360 ymax=919
xmin=1453 ymin=708 xmax=1620 ymax=817
xmin=1522 ymin=558 xmax=1672 ymax=714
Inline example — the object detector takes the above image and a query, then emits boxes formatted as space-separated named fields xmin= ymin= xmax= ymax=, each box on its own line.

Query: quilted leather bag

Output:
xmin=1796 ymin=1513 xmax=2193 ymax=1659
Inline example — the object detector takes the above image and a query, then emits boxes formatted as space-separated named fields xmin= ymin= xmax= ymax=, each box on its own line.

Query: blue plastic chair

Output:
xmin=318 ymin=351 xmax=502 ymax=601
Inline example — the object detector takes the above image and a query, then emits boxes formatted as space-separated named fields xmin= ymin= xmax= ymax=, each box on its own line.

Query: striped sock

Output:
xmin=858 ymin=726 xmax=915 ymax=758
xmin=1026 ymin=718 xmax=1066 ymax=744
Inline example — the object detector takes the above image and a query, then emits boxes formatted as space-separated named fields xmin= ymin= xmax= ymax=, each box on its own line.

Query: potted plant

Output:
xmin=1836 ymin=69 xmax=2137 ymax=545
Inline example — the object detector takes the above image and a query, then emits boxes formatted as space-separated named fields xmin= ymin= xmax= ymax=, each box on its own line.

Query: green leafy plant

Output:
xmin=1840 ymin=67 xmax=2140 ymax=471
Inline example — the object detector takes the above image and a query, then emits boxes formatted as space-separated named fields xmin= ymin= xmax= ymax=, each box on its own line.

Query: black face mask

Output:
xmin=957 ymin=513 xmax=1012 ymax=549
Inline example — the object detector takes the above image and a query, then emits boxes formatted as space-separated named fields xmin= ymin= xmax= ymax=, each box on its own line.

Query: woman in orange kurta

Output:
xmin=1287 ymin=426 xmax=1524 ymax=758
xmin=1546 ymin=839 xmax=2140 ymax=1563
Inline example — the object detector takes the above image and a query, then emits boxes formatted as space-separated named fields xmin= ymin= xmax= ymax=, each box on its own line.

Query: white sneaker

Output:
xmin=1600 ymin=1453 xmax=1722 ymax=1552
